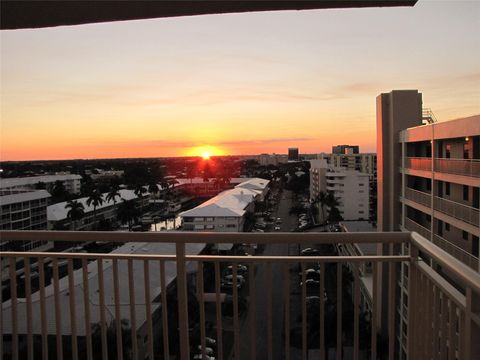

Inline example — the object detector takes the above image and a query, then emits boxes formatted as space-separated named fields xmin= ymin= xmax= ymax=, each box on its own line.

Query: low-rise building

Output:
xmin=47 ymin=189 xmax=147 ymax=230
xmin=0 ymin=174 xmax=82 ymax=194
xmin=179 ymin=178 xmax=269 ymax=233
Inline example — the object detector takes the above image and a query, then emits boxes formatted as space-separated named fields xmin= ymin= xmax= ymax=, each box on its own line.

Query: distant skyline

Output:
xmin=1 ymin=0 xmax=479 ymax=161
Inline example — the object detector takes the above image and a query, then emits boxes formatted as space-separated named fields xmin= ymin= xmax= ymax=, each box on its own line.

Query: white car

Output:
xmin=274 ymin=226 xmax=281 ymax=231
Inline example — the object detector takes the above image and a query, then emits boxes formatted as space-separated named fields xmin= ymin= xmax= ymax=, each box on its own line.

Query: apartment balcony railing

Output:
xmin=432 ymin=234 xmax=479 ymax=271
xmin=434 ymin=196 xmax=480 ymax=227
xmin=404 ymin=188 xmax=432 ymax=208
xmin=404 ymin=157 xmax=480 ymax=178
xmin=404 ymin=218 xmax=431 ymax=240
xmin=404 ymin=157 xmax=432 ymax=172
xmin=1 ymin=231 xmax=479 ymax=360
xmin=434 ymin=158 xmax=480 ymax=178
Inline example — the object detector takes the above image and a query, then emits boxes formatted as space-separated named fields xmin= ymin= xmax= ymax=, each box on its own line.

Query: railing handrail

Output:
xmin=434 ymin=195 xmax=479 ymax=212
xmin=435 ymin=157 xmax=480 ymax=162
xmin=0 ymin=230 xmax=409 ymax=244
xmin=432 ymin=233 xmax=480 ymax=263
xmin=409 ymin=232 xmax=480 ymax=294
xmin=406 ymin=187 xmax=430 ymax=195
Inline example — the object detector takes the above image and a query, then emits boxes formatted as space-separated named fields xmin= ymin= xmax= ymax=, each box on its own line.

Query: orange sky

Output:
xmin=1 ymin=1 xmax=479 ymax=161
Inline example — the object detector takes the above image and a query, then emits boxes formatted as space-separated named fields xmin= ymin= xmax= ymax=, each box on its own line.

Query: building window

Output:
xmin=205 ymin=225 xmax=215 ymax=230
xmin=193 ymin=217 xmax=204 ymax=222
xmin=463 ymin=185 xmax=469 ymax=201
xmin=473 ymin=236 xmax=479 ymax=257
xmin=445 ymin=144 xmax=451 ymax=158
xmin=445 ymin=182 xmax=450 ymax=196
xmin=206 ymin=217 xmax=214 ymax=222
xmin=462 ymin=231 xmax=469 ymax=240
xmin=445 ymin=223 xmax=450 ymax=232
xmin=226 ymin=224 xmax=236 ymax=228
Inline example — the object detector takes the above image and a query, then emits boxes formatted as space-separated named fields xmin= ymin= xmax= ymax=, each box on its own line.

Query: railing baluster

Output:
xmin=233 ymin=262 xmax=241 ymax=360
xmin=266 ymin=263 xmax=273 ymax=360
xmin=67 ymin=259 xmax=78 ymax=360
xmin=448 ymin=301 xmax=455 ymax=360
xmin=0 ymin=256 xmax=3 ymax=359
xmin=353 ymin=264 xmax=360 ymax=360
xmin=9 ymin=257 xmax=18 ymax=360
xmin=459 ymin=309 xmax=466 ymax=359
xmin=82 ymin=258 xmax=93 ymax=360
xmin=432 ymin=285 xmax=439 ymax=358
xmin=249 ymin=261 xmax=256 ymax=360
xmin=284 ymin=263 xmax=290 ymax=360
xmin=144 ymin=260 xmax=154 ymax=360
xmin=440 ymin=293 xmax=448 ymax=360
xmin=128 ymin=258 xmax=138 ymax=360
xmin=112 ymin=258 xmax=123 ymax=360
xmin=197 ymin=261 xmax=206 ymax=359
xmin=39 ymin=257 xmax=49 ymax=359
xmin=24 ymin=256 xmax=33 ymax=360
xmin=319 ymin=262 xmax=325 ymax=360
xmin=336 ymin=263 xmax=342 ymax=360
xmin=52 ymin=258 xmax=63 ymax=360
xmin=175 ymin=242 xmax=190 ymax=360
xmin=97 ymin=259 xmax=108 ymax=360
xmin=159 ymin=260 xmax=170 ymax=360
xmin=425 ymin=276 xmax=432 ymax=358
xmin=387 ymin=245 xmax=395 ymax=360
xmin=301 ymin=262 xmax=307 ymax=360
xmin=371 ymin=262 xmax=378 ymax=360
xmin=214 ymin=261 xmax=224 ymax=360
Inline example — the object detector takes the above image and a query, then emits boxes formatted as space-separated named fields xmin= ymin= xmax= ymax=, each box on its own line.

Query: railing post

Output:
xmin=465 ymin=287 xmax=480 ymax=360
xmin=176 ymin=241 xmax=190 ymax=360
xmin=407 ymin=243 xmax=419 ymax=359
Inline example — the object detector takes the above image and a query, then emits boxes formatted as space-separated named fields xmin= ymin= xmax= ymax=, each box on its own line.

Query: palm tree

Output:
xmin=315 ymin=191 xmax=328 ymax=226
xmin=117 ymin=199 xmax=140 ymax=230
xmin=148 ymin=181 xmax=160 ymax=208
xmin=133 ymin=184 xmax=147 ymax=212
xmin=106 ymin=186 xmax=121 ymax=206
xmin=65 ymin=200 xmax=85 ymax=230
xmin=86 ymin=190 xmax=104 ymax=230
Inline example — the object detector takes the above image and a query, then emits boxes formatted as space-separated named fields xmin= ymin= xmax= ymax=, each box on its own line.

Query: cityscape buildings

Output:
xmin=332 ymin=144 xmax=359 ymax=155
xmin=288 ymin=147 xmax=300 ymax=162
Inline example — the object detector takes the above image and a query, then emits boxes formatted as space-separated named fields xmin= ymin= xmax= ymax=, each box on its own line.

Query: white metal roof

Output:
xmin=179 ymin=185 xmax=262 ymax=218
xmin=0 ymin=190 xmax=51 ymax=206
xmin=234 ymin=177 xmax=269 ymax=191
xmin=0 ymin=174 xmax=82 ymax=188
xmin=1 ymin=240 xmax=206 ymax=335
xmin=47 ymin=189 xmax=140 ymax=222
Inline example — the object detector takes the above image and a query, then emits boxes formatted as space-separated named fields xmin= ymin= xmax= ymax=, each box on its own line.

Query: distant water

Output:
xmin=150 ymin=215 xmax=181 ymax=231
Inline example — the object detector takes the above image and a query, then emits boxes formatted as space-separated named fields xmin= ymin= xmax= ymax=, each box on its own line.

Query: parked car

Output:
xmin=274 ymin=226 xmax=281 ymax=231
xmin=227 ymin=264 xmax=247 ymax=273
xmin=223 ymin=274 xmax=245 ymax=284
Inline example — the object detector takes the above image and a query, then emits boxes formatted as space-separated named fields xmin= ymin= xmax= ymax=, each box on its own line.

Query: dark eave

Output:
xmin=1 ymin=0 xmax=418 ymax=30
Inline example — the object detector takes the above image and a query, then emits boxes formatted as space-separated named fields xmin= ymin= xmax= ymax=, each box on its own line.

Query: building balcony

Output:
xmin=433 ymin=196 xmax=479 ymax=227
xmin=405 ymin=157 xmax=432 ymax=172
xmin=404 ymin=217 xmax=431 ymax=240
xmin=404 ymin=188 xmax=431 ymax=208
xmin=432 ymin=234 xmax=479 ymax=271
xmin=1 ymin=231 xmax=479 ymax=360
xmin=434 ymin=158 xmax=480 ymax=178
xmin=405 ymin=157 xmax=480 ymax=178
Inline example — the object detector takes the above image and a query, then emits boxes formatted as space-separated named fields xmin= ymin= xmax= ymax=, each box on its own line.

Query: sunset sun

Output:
xmin=186 ymin=145 xmax=225 ymax=158
xmin=202 ymin=151 xmax=210 ymax=160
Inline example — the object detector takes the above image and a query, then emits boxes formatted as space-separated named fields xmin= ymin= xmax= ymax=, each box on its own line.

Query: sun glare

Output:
xmin=186 ymin=145 xmax=225 ymax=158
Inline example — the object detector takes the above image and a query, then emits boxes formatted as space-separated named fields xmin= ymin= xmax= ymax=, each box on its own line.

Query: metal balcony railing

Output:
xmin=404 ymin=218 xmax=431 ymax=240
xmin=1 ymin=231 xmax=479 ymax=360
xmin=434 ymin=158 xmax=480 ymax=178
xmin=404 ymin=188 xmax=432 ymax=208
xmin=434 ymin=196 xmax=480 ymax=227
xmin=404 ymin=157 xmax=432 ymax=172
xmin=432 ymin=234 xmax=479 ymax=271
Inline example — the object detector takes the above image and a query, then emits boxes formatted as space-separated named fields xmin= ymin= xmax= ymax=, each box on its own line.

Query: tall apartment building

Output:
xmin=377 ymin=89 xmax=480 ymax=357
xmin=332 ymin=144 xmax=359 ymax=154
xmin=0 ymin=189 xmax=52 ymax=253
xmin=310 ymin=159 xmax=370 ymax=221
xmin=288 ymin=147 xmax=299 ymax=162
xmin=0 ymin=174 xmax=82 ymax=194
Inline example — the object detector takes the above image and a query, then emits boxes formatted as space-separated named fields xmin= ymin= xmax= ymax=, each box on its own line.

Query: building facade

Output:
xmin=288 ymin=147 xmax=299 ymax=162
xmin=310 ymin=159 xmax=370 ymax=221
xmin=332 ymin=144 xmax=359 ymax=154
xmin=0 ymin=190 xmax=52 ymax=251
xmin=376 ymin=89 xmax=479 ymax=357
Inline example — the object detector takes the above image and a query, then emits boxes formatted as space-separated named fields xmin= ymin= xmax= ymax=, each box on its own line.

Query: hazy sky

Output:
xmin=1 ymin=0 xmax=479 ymax=160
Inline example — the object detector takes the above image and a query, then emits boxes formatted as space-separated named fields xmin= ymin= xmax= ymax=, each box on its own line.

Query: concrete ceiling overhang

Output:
xmin=1 ymin=0 xmax=417 ymax=30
